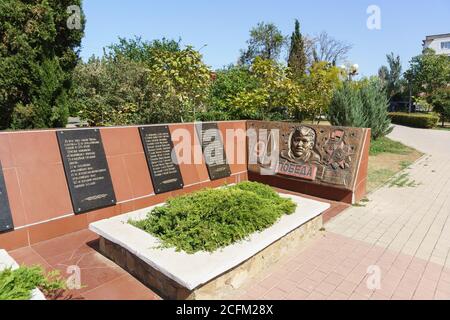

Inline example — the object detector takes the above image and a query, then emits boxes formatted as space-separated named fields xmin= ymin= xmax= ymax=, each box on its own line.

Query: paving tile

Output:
xmin=307 ymin=291 xmax=327 ymax=300
xmin=324 ymin=272 xmax=345 ymax=286
xmin=327 ymin=291 xmax=349 ymax=300
xmin=285 ymin=288 xmax=310 ymax=300
xmin=308 ymin=270 xmax=328 ymax=283
xmin=315 ymin=282 xmax=336 ymax=296
xmin=336 ymin=280 xmax=358 ymax=295
xmin=81 ymin=275 xmax=160 ymax=300
xmin=297 ymin=278 xmax=318 ymax=293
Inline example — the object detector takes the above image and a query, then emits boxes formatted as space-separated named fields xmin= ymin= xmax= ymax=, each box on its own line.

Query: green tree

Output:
xmin=72 ymin=44 xmax=212 ymax=126
xmin=239 ymin=22 xmax=286 ymax=65
xmin=0 ymin=0 xmax=85 ymax=129
xmin=295 ymin=62 xmax=342 ymax=122
xmin=328 ymin=79 xmax=392 ymax=139
xmin=208 ymin=65 xmax=259 ymax=120
xmin=147 ymin=46 xmax=212 ymax=122
xmin=360 ymin=78 xmax=393 ymax=139
xmin=105 ymin=36 xmax=181 ymax=63
xmin=405 ymin=48 xmax=450 ymax=99
xmin=378 ymin=53 xmax=403 ymax=101
xmin=328 ymin=82 xmax=366 ymax=128
xmin=72 ymin=56 xmax=150 ymax=126
xmin=287 ymin=20 xmax=307 ymax=80
xmin=431 ymin=88 xmax=450 ymax=127
xmin=230 ymin=57 xmax=299 ymax=120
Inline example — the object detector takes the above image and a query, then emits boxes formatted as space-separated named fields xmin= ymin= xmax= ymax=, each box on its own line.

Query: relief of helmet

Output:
xmin=281 ymin=126 xmax=321 ymax=164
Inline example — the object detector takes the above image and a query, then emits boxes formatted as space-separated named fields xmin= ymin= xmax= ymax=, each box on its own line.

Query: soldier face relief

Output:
xmin=282 ymin=126 xmax=321 ymax=164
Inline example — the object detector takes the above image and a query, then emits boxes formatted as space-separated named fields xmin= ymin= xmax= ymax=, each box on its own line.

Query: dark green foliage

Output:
xmin=0 ymin=0 xmax=85 ymax=129
xmin=104 ymin=36 xmax=181 ymax=63
xmin=130 ymin=182 xmax=297 ymax=254
xmin=208 ymin=65 xmax=260 ymax=120
xmin=359 ymin=80 xmax=393 ymax=139
xmin=389 ymin=112 xmax=439 ymax=129
xmin=329 ymin=80 xmax=392 ymax=139
xmin=431 ymin=88 xmax=450 ymax=126
xmin=0 ymin=265 xmax=66 ymax=300
xmin=288 ymin=20 xmax=307 ymax=79
xmin=239 ymin=22 xmax=286 ymax=65
xmin=328 ymin=82 xmax=366 ymax=128
xmin=378 ymin=53 xmax=403 ymax=101
xmin=404 ymin=48 xmax=450 ymax=98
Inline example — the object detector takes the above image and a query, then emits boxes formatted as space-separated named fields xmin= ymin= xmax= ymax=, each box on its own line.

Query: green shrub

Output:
xmin=0 ymin=265 xmax=66 ymax=300
xmin=327 ymin=81 xmax=365 ymax=128
xmin=328 ymin=79 xmax=392 ymax=139
xmin=129 ymin=182 xmax=297 ymax=254
xmin=389 ymin=112 xmax=439 ymax=128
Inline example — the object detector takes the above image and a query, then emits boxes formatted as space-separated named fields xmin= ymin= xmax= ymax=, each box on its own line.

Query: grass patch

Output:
xmin=0 ymin=265 xmax=66 ymax=300
xmin=370 ymin=137 xmax=413 ymax=156
xmin=388 ymin=172 xmax=418 ymax=188
xmin=130 ymin=182 xmax=297 ymax=254
xmin=367 ymin=137 xmax=423 ymax=192
xmin=399 ymin=161 xmax=413 ymax=170
xmin=368 ymin=168 xmax=396 ymax=191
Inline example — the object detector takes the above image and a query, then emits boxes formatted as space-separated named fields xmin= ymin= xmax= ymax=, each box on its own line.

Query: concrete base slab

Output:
xmin=89 ymin=193 xmax=330 ymax=299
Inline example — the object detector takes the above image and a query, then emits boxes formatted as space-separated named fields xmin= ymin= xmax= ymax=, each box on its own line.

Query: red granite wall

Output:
xmin=0 ymin=121 xmax=248 ymax=250
xmin=0 ymin=121 xmax=369 ymax=251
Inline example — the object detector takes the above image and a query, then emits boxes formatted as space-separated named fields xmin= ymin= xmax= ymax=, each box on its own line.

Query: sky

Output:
xmin=80 ymin=0 xmax=450 ymax=77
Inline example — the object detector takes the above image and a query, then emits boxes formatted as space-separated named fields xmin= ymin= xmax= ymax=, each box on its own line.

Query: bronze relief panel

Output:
xmin=247 ymin=121 xmax=367 ymax=191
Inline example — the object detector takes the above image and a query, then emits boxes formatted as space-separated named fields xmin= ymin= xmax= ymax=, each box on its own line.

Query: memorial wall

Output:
xmin=0 ymin=121 xmax=247 ymax=250
xmin=0 ymin=120 xmax=369 ymax=250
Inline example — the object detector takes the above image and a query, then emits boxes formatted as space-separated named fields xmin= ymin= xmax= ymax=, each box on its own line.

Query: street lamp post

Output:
xmin=340 ymin=64 xmax=359 ymax=81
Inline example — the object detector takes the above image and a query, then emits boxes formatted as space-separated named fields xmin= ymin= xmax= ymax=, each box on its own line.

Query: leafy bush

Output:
xmin=328 ymin=79 xmax=392 ymax=139
xmin=0 ymin=265 xmax=66 ymax=300
xmin=130 ymin=182 xmax=297 ymax=254
xmin=389 ymin=112 xmax=439 ymax=129
xmin=71 ymin=45 xmax=212 ymax=126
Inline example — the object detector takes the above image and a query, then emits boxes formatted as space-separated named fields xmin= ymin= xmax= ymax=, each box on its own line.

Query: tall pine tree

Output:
xmin=0 ymin=0 xmax=85 ymax=129
xmin=288 ymin=20 xmax=307 ymax=80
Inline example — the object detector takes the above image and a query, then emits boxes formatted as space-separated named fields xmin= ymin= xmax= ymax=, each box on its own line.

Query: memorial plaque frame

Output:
xmin=247 ymin=120 xmax=367 ymax=190
xmin=139 ymin=125 xmax=184 ymax=194
xmin=196 ymin=122 xmax=231 ymax=181
xmin=0 ymin=161 xmax=14 ymax=232
xmin=57 ymin=129 xmax=117 ymax=214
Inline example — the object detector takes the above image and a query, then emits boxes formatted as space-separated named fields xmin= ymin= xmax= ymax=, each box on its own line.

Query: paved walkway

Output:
xmin=236 ymin=125 xmax=450 ymax=300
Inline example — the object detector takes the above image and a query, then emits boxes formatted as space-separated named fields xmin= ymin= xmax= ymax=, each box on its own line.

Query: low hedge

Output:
xmin=389 ymin=112 xmax=439 ymax=129
xmin=129 ymin=182 xmax=297 ymax=254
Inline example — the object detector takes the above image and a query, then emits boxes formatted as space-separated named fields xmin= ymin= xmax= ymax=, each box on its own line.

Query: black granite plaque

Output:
xmin=57 ymin=129 xmax=116 ymax=214
xmin=139 ymin=126 xmax=184 ymax=194
xmin=196 ymin=122 xmax=231 ymax=181
xmin=0 ymin=161 xmax=14 ymax=232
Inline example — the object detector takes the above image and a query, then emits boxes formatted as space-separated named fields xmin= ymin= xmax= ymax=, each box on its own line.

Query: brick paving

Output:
xmin=235 ymin=126 xmax=450 ymax=300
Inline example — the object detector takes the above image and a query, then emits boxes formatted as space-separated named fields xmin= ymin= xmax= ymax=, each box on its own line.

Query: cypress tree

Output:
xmin=288 ymin=19 xmax=307 ymax=79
